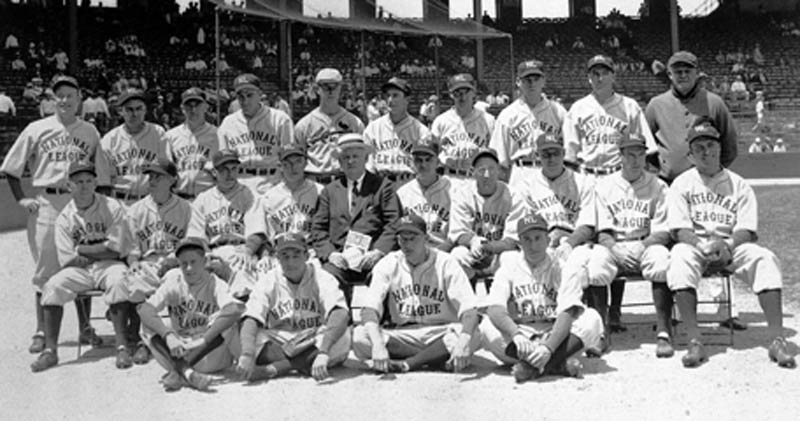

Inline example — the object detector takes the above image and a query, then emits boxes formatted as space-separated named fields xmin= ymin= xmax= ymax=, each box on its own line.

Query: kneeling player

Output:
xmin=480 ymin=214 xmax=604 ymax=382
xmin=236 ymin=233 xmax=351 ymax=382
xmin=352 ymin=215 xmax=481 ymax=373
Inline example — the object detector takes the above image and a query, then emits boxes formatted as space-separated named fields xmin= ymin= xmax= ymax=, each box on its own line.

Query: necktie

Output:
xmin=350 ymin=181 xmax=359 ymax=215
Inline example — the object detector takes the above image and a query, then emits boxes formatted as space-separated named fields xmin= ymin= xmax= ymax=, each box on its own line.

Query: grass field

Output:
xmin=754 ymin=185 xmax=800 ymax=307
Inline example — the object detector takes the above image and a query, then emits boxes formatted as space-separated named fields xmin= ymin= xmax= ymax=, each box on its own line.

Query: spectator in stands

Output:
xmin=749 ymin=137 xmax=767 ymax=153
xmin=22 ymin=82 xmax=38 ymax=101
xmin=252 ymin=55 xmax=263 ymax=69
xmin=367 ymin=97 xmax=381 ymax=122
xmin=197 ymin=26 xmax=206 ymax=45
xmin=753 ymin=43 xmax=765 ymax=65
xmin=270 ymin=92 xmax=291 ymax=119
xmin=4 ymin=33 xmax=18 ymax=52
xmin=214 ymin=54 xmax=231 ymax=72
xmin=428 ymin=36 xmax=442 ymax=49
xmin=0 ymin=86 xmax=16 ymax=117
xmin=419 ymin=95 xmax=439 ymax=126
xmin=50 ymin=49 xmax=68 ymax=72
xmin=545 ymin=37 xmax=555 ymax=48
xmin=82 ymin=89 xmax=111 ymax=125
xmin=169 ymin=35 xmax=181 ymax=45
xmin=300 ymin=49 xmax=311 ymax=62
xmin=27 ymin=42 xmax=39 ymax=63
xmin=39 ymin=90 xmax=57 ymax=117
xmin=752 ymin=91 xmax=765 ymax=131
xmin=773 ymin=138 xmax=787 ymax=153
xmin=572 ymin=36 xmax=585 ymax=49
xmin=715 ymin=50 xmax=725 ymax=64
xmin=266 ymin=41 xmax=278 ymax=56
xmin=730 ymin=75 xmax=749 ymax=101
xmin=475 ymin=94 xmax=490 ymax=112
xmin=11 ymin=53 xmax=25 ymax=71
xmin=30 ymin=77 xmax=44 ymax=98
xmin=105 ymin=39 xmax=117 ymax=54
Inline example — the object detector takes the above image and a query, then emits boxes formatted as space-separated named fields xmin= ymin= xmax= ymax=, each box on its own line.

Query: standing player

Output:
xmin=480 ymin=214 xmax=604 ymax=382
xmin=666 ymin=122 xmax=795 ymax=369
xmin=351 ymin=214 xmax=481 ymax=373
xmin=138 ymin=237 xmax=245 ymax=391
xmin=363 ymin=77 xmax=431 ymax=185
xmin=31 ymin=161 xmax=131 ymax=372
xmin=96 ymin=88 xmax=168 ymax=202
xmin=396 ymin=141 xmax=453 ymax=251
xmin=236 ymin=233 xmax=351 ymax=382
xmin=295 ymin=68 xmax=365 ymax=185
xmin=489 ymin=60 xmax=566 ymax=189
xmin=431 ymin=73 xmax=495 ymax=192
xmin=1 ymin=75 xmax=102 ymax=355
xmin=218 ymin=73 xmax=293 ymax=193
xmin=164 ymin=87 xmax=218 ymax=200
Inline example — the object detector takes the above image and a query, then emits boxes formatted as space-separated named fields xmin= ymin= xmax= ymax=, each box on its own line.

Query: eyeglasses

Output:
xmin=538 ymin=149 xmax=562 ymax=159
xmin=318 ymin=83 xmax=341 ymax=91
xmin=450 ymin=88 xmax=472 ymax=98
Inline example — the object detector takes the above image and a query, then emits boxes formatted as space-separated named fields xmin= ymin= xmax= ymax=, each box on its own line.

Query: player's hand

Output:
xmin=371 ymin=342 xmax=390 ymax=373
xmin=555 ymin=239 xmax=573 ymax=260
xmin=512 ymin=333 xmax=535 ymax=360
xmin=447 ymin=333 xmax=473 ymax=372
xmin=183 ymin=337 xmax=206 ymax=352
xmin=469 ymin=237 xmax=487 ymax=258
xmin=549 ymin=228 xmax=570 ymax=248
xmin=236 ymin=354 xmax=256 ymax=380
xmin=361 ymin=250 xmax=383 ymax=271
xmin=328 ymin=252 xmax=348 ymax=270
xmin=311 ymin=352 xmax=330 ymax=381
xmin=206 ymin=257 xmax=232 ymax=280
xmin=165 ymin=333 xmax=186 ymax=358
xmin=18 ymin=198 xmax=40 ymax=214
xmin=697 ymin=239 xmax=716 ymax=256
xmin=527 ymin=344 xmax=552 ymax=373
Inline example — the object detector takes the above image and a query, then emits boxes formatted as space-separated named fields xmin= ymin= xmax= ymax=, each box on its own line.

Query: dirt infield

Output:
xmin=1 ymin=233 xmax=798 ymax=420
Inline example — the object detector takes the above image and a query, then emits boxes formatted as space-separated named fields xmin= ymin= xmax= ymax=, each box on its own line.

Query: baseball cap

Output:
xmin=233 ymin=73 xmax=261 ymax=93
xmin=181 ymin=87 xmax=206 ymax=105
xmin=395 ymin=214 xmax=426 ymax=236
xmin=668 ymin=51 xmax=698 ymax=68
xmin=517 ymin=213 xmax=548 ymax=236
xmin=428 ymin=95 xmax=438 ymax=102
xmin=587 ymin=55 xmax=615 ymax=72
xmin=175 ymin=237 xmax=208 ymax=256
xmin=382 ymin=77 xmax=411 ymax=95
xmin=315 ymin=68 xmax=343 ymax=84
xmin=143 ymin=158 xmax=178 ymax=177
xmin=517 ymin=60 xmax=545 ymax=78
xmin=52 ymin=75 xmax=79 ymax=91
xmin=618 ymin=132 xmax=647 ymax=150
xmin=411 ymin=140 xmax=440 ymax=157
xmin=279 ymin=144 xmax=307 ymax=161
xmin=471 ymin=148 xmax=500 ymax=167
xmin=68 ymin=160 xmax=96 ymax=178
xmin=336 ymin=133 xmax=372 ymax=154
xmin=448 ymin=73 xmax=475 ymax=92
xmin=536 ymin=132 xmax=564 ymax=151
xmin=275 ymin=232 xmax=308 ymax=252
xmin=212 ymin=149 xmax=240 ymax=168
xmin=686 ymin=121 xmax=721 ymax=144
xmin=116 ymin=88 xmax=147 ymax=107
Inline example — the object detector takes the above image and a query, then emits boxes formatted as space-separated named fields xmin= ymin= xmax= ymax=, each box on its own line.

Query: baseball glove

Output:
xmin=705 ymin=241 xmax=733 ymax=272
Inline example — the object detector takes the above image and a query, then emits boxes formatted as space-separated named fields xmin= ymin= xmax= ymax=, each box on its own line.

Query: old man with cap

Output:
xmin=309 ymin=133 xmax=400 ymax=305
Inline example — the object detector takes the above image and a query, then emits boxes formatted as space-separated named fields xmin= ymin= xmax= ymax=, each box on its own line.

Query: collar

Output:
xmin=348 ymin=173 xmax=366 ymax=189
xmin=671 ymin=83 xmax=700 ymax=101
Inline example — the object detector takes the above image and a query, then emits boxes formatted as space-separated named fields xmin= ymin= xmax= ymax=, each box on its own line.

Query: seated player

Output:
xmin=480 ymin=214 xmax=604 ymax=382
xmin=666 ymin=121 xmax=796 ymax=369
xmin=352 ymin=214 xmax=481 ymax=373
xmin=137 ymin=237 xmax=245 ymax=391
xmin=236 ymin=233 xmax=351 ymax=382
xmin=32 ymin=161 xmax=133 ymax=372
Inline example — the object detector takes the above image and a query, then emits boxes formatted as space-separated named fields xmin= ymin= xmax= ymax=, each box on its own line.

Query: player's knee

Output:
xmin=350 ymin=325 xmax=374 ymax=360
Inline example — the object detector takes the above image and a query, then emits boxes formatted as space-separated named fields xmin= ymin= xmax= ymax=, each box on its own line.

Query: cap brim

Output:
xmin=337 ymin=143 xmax=373 ymax=154
xmin=280 ymin=151 xmax=306 ymax=161
xmin=382 ymin=82 xmax=409 ymax=94
xmin=118 ymin=94 xmax=146 ymax=106
xmin=53 ymin=80 xmax=79 ymax=91
xmin=234 ymin=83 xmax=260 ymax=93
xmin=214 ymin=157 xmax=240 ymax=167
xmin=668 ymin=59 xmax=696 ymax=68
xmin=471 ymin=151 xmax=499 ymax=166
xmin=588 ymin=63 xmax=614 ymax=72
xmin=519 ymin=224 xmax=548 ymax=235
xmin=449 ymin=82 xmax=474 ymax=92
xmin=411 ymin=148 xmax=436 ymax=156
xmin=143 ymin=167 xmax=170 ymax=176
xmin=276 ymin=242 xmax=307 ymax=252
xmin=618 ymin=142 xmax=646 ymax=150
xmin=69 ymin=168 xmax=96 ymax=177
xmin=181 ymin=95 xmax=205 ymax=105
xmin=397 ymin=226 xmax=425 ymax=235
xmin=518 ymin=69 xmax=544 ymax=78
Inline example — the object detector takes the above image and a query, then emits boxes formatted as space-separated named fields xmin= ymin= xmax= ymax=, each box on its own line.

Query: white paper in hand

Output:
xmin=343 ymin=230 xmax=371 ymax=271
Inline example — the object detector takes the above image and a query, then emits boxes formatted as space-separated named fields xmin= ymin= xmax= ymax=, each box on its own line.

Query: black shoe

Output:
xmin=31 ymin=349 xmax=58 ymax=372
xmin=681 ymin=339 xmax=707 ymax=368
xmin=79 ymin=326 xmax=104 ymax=347
xmin=768 ymin=337 xmax=796 ymax=368
xmin=655 ymin=335 xmax=675 ymax=358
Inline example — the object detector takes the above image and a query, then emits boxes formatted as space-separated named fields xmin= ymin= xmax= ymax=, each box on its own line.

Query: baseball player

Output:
xmin=430 ymin=73 xmax=495 ymax=192
xmin=396 ymin=141 xmax=453 ymax=251
xmin=218 ymin=73 xmax=293 ymax=193
xmin=187 ymin=149 xmax=258 ymax=300
xmin=96 ymin=88 xmax=168 ymax=202
xmin=236 ymin=233 xmax=351 ymax=382
xmin=31 ymin=161 xmax=132 ymax=372
xmin=489 ymin=60 xmax=566 ymax=189
xmin=295 ymin=68 xmax=365 ymax=185
xmin=480 ymin=214 xmax=604 ymax=382
xmin=666 ymin=121 xmax=795 ymax=369
xmin=364 ymin=77 xmax=431 ymax=186
xmin=590 ymin=133 xmax=672 ymax=355
xmin=125 ymin=158 xmax=199 ymax=365
xmin=351 ymin=214 xmax=481 ymax=373
xmin=164 ymin=87 xmax=219 ymax=200
xmin=449 ymin=148 xmax=515 ymax=283
xmin=138 ymin=237 xmax=245 ymax=391
xmin=0 ymin=75 xmax=103 ymax=355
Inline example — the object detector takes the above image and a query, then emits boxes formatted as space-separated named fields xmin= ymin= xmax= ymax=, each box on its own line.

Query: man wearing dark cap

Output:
xmin=490 ymin=59 xmax=566 ymax=190
xmin=1 ymin=75 xmax=102 ymax=356
xmin=164 ymin=87 xmax=219 ymax=200
xmin=352 ymin=214 xmax=481 ymax=373
xmin=218 ymin=73 xmax=293 ymax=193
xmin=645 ymin=50 xmax=738 ymax=183
xmin=666 ymin=120 xmax=794 ymax=369
xmin=96 ymin=87 xmax=168 ymax=202
xmin=31 ymin=161 xmax=133 ymax=372
xmin=480 ymin=213 xmax=603 ymax=382
xmin=363 ymin=77 xmax=431 ymax=186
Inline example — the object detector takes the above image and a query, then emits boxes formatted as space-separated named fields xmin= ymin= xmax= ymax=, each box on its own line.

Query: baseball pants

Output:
xmin=40 ymin=260 xmax=129 ymax=306
xmin=27 ymin=191 xmax=71 ymax=290
xmin=351 ymin=322 xmax=482 ymax=361
xmin=587 ymin=242 xmax=670 ymax=284
xmin=145 ymin=326 xmax=240 ymax=374
xmin=562 ymin=244 xmax=617 ymax=288
xmin=507 ymin=165 xmax=538 ymax=193
xmin=255 ymin=326 xmax=352 ymax=366
xmin=667 ymin=242 xmax=782 ymax=293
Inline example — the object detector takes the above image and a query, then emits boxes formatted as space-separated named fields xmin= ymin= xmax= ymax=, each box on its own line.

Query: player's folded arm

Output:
xmin=729 ymin=229 xmax=756 ymax=249
xmin=642 ymin=230 xmax=671 ymax=247
xmin=486 ymin=305 xmax=520 ymax=338
xmin=596 ymin=231 xmax=617 ymax=249
xmin=565 ymin=225 xmax=594 ymax=248
xmin=137 ymin=301 xmax=173 ymax=337
xmin=239 ymin=316 xmax=263 ymax=358
xmin=319 ymin=307 xmax=349 ymax=354
xmin=673 ymin=228 xmax=701 ymax=247
xmin=202 ymin=302 xmax=245 ymax=345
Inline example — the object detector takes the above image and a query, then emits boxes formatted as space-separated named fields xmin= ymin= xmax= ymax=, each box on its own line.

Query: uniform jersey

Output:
xmin=164 ymin=122 xmax=218 ymax=197
xmin=396 ymin=176 xmax=452 ymax=247
xmin=365 ymin=248 xmax=477 ymax=326
xmin=128 ymin=195 xmax=196 ymax=259
xmin=54 ymin=193 xmax=128 ymax=266
xmin=449 ymin=181 xmax=512 ymax=243
xmin=430 ymin=108 xmax=495 ymax=172
xmin=596 ymin=171 xmax=669 ymax=241
xmin=0 ymin=115 xmax=100 ymax=188
xmin=187 ymin=183 xmax=256 ymax=246
xmin=487 ymin=250 xmax=584 ymax=322
xmin=96 ymin=122 xmax=168 ymax=195
xmin=364 ymin=114 xmax=431 ymax=175
xmin=245 ymin=179 xmax=322 ymax=239
xmin=504 ymin=168 xmax=595 ymax=241
xmin=218 ymin=105 xmax=293 ymax=173
xmin=294 ymin=107 xmax=365 ymax=174
xmin=667 ymin=168 xmax=757 ymax=239
xmin=244 ymin=262 xmax=347 ymax=331
xmin=563 ymin=93 xmax=656 ymax=170
xmin=489 ymin=96 xmax=566 ymax=167
xmin=146 ymin=269 xmax=237 ymax=338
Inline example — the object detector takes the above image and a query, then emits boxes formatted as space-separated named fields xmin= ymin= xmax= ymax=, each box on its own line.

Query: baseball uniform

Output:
xmin=0 ymin=115 xmax=100 ymax=288
xmin=396 ymin=176 xmax=452 ymax=249
xmin=364 ymin=113 xmax=431 ymax=182
xmin=449 ymin=180 xmax=513 ymax=271
xmin=164 ymin=121 xmax=219 ymax=198
xmin=430 ymin=108 xmax=495 ymax=191
xmin=96 ymin=122 xmax=168 ymax=200
xmin=294 ymin=107 xmax=365 ymax=177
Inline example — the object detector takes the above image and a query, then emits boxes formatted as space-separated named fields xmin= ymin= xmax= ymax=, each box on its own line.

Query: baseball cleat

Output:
xmin=768 ymin=337 xmax=796 ymax=368
xmin=388 ymin=360 xmax=410 ymax=373
xmin=79 ymin=326 xmax=104 ymax=347
xmin=564 ymin=358 xmax=584 ymax=379
xmin=29 ymin=332 xmax=45 ymax=354
xmin=185 ymin=369 xmax=212 ymax=391
xmin=115 ymin=345 xmax=133 ymax=369
xmin=161 ymin=371 xmax=184 ymax=392
xmin=31 ymin=349 xmax=58 ymax=373
xmin=511 ymin=361 xmax=539 ymax=383
xmin=132 ymin=342 xmax=151 ymax=365
xmin=655 ymin=335 xmax=675 ymax=358
xmin=681 ymin=339 xmax=707 ymax=368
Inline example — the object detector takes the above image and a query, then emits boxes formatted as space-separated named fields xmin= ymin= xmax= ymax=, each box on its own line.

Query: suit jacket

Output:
xmin=310 ymin=171 xmax=400 ymax=261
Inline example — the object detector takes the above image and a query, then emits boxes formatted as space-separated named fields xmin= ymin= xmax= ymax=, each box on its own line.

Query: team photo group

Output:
xmin=2 ymin=47 xmax=796 ymax=392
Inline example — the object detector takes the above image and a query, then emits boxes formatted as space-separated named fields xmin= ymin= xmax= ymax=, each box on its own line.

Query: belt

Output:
xmin=240 ymin=167 xmax=277 ymax=176
xmin=44 ymin=187 xmax=70 ymax=195
xmin=112 ymin=190 xmax=145 ymax=200
xmin=445 ymin=168 xmax=471 ymax=177
xmin=513 ymin=158 xmax=537 ymax=167
xmin=176 ymin=192 xmax=196 ymax=201
xmin=382 ymin=172 xmax=415 ymax=182
xmin=581 ymin=164 xmax=622 ymax=176
xmin=616 ymin=234 xmax=648 ymax=242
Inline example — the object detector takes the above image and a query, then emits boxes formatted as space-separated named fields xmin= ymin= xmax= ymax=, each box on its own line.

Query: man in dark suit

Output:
xmin=310 ymin=133 xmax=401 ymax=304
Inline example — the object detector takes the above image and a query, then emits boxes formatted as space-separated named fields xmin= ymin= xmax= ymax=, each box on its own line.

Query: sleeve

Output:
xmin=448 ymin=188 xmax=475 ymax=244
xmin=649 ymin=180 xmax=669 ymax=234
xmin=562 ymin=107 xmax=580 ymax=164
xmin=733 ymin=179 xmax=758 ymax=233
xmin=55 ymin=213 xmax=78 ymax=267
xmin=372 ymin=179 xmax=401 ymax=254
xmin=353 ymin=115 xmax=366 ymax=134
xmin=186 ymin=200 xmax=208 ymax=240
xmin=242 ymin=272 xmax=273 ymax=325
xmin=309 ymin=186 xmax=336 ymax=259
xmin=553 ymin=257 xmax=585 ymax=314
xmin=316 ymin=268 xmax=349 ymax=318
xmin=0 ymin=124 xmax=34 ymax=177
xmin=95 ymin=138 xmax=114 ymax=187
xmin=715 ymin=99 xmax=739 ymax=168
xmin=361 ymin=257 xmax=392 ymax=317
xmin=485 ymin=254 xmax=513 ymax=308
xmin=489 ymin=112 xmax=510 ymax=167
xmin=443 ymin=255 xmax=478 ymax=317
xmin=666 ymin=179 xmax=694 ymax=231
xmin=145 ymin=273 xmax=177 ymax=312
